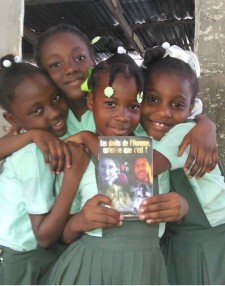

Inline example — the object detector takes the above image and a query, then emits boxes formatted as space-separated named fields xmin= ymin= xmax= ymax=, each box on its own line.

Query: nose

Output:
xmin=112 ymin=108 xmax=130 ymax=122
xmin=47 ymin=105 xmax=61 ymax=120
xmin=155 ymin=104 xmax=172 ymax=117
xmin=64 ymin=58 xmax=78 ymax=75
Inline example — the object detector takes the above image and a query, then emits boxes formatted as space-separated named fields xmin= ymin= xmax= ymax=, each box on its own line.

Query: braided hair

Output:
xmin=87 ymin=36 xmax=143 ymax=95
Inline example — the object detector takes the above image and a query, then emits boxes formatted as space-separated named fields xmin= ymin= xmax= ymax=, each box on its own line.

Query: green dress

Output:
xmin=161 ymin=169 xmax=225 ymax=285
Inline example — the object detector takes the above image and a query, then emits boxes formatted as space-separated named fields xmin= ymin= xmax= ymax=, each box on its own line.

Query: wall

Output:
xmin=0 ymin=0 xmax=24 ymax=137
xmin=195 ymin=0 xmax=225 ymax=170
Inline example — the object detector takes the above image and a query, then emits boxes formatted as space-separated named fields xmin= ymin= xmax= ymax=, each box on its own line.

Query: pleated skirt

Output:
xmin=47 ymin=221 xmax=168 ymax=285
xmin=0 ymin=243 xmax=65 ymax=285
xmin=162 ymin=223 xmax=225 ymax=285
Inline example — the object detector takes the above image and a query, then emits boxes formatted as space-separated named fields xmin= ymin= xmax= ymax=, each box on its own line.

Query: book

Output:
xmin=97 ymin=136 xmax=153 ymax=219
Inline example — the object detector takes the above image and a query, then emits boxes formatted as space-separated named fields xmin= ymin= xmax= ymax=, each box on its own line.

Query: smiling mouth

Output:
xmin=109 ymin=126 xmax=130 ymax=135
xmin=52 ymin=120 xmax=66 ymax=131
xmin=65 ymin=79 xmax=83 ymax=87
xmin=151 ymin=120 xmax=172 ymax=130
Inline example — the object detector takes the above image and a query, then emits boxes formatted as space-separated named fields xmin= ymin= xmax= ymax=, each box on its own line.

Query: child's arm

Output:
xmin=0 ymin=129 xmax=72 ymax=173
xmin=65 ymin=131 xmax=98 ymax=158
xmin=29 ymin=142 xmax=90 ymax=248
xmin=62 ymin=194 xmax=123 ymax=244
xmin=179 ymin=114 xmax=218 ymax=177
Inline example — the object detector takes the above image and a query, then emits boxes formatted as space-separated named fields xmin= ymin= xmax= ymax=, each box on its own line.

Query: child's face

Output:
xmin=6 ymin=73 xmax=68 ymax=137
xmin=87 ymin=72 xmax=141 ymax=136
xmin=141 ymin=72 xmax=193 ymax=140
xmin=39 ymin=32 xmax=94 ymax=101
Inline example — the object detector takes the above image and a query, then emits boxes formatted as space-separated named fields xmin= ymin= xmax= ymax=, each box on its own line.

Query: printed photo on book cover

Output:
xmin=97 ymin=136 xmax=153 ymax=219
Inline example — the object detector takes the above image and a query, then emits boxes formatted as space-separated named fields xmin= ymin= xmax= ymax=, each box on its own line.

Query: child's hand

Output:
xmin=64 ymin=132 xmax=84 ymax=145
xmin=29 ymin=129 xmax=72 ymax=174
xmin=76 ymin=194 xmax=123 ymax=231
xmin=65 ymin=141 xmax=90 ymax=177
xmin=3 ymin=125 xmax=21 ymax=136
xmin=62 ymin=194 xmax=123 ymax=244
xmin=138 ymin=192 xmax=189 ymax=224
xmin=178 ymin=116 xmax=218 ymax=178
xmin=65 ymin=131 xmax=98 ymax=158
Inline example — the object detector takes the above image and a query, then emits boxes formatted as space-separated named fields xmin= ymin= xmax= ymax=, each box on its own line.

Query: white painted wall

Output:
xmin=195 ymin=0 xmax=225 ymax=169
xmin=0 ymin=0 xmax=24 ymax=137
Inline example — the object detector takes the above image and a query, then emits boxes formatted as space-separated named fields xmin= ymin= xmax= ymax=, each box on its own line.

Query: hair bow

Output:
xmin=162 ymin=42 xmax=200 ymax=77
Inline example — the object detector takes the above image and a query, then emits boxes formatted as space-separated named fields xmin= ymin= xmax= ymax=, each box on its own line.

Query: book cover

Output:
xmin=97 ymin=136 xmax=153 ymax=219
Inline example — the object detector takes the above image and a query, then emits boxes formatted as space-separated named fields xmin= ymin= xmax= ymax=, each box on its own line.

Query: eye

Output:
xmin=52 ymin=94 xmax=61 ymax=102
xmin=172 ymin=102 xmax=185 ymax=109
xmin=129 ymin=104 xmax=140 ymax=111
xmin=146 ymin=95 xmax=158 ymax=104
xmin=49 ymin=62 xmax=62 ymax=68
xmin=105 ymin=100 xmax=116 ymax=107
xmin=32 ymin=107 xmax=42 ymax=115
xmin=73 ymin=55 xmax=86 ymax=62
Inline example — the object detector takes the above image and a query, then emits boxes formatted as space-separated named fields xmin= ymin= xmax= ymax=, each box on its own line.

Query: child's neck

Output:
xmin=66 ymin=97 xmax=88 ymax=122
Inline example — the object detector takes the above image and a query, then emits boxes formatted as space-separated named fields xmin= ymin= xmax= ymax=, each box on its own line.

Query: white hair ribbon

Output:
xmin=162 ymin=42 xmax=200 ymax=77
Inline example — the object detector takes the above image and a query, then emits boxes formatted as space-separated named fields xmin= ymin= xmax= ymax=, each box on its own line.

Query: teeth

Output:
xmin=54 ymin=120 xmax=62 ymax=127
xmin=155 ymin=122 xmax=165 ymax=127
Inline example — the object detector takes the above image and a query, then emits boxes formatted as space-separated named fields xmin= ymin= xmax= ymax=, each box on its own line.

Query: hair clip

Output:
xmin=91 ymin=36 xmax=101 ymax=45
xmin=3 ymin=59 xmax=12 ymax=68
xmin=161 ymin=42 xmax=200 ymax=77
xmin=81 ymin=66 xmax=94 ymax=92
xmin=137 ymin=92 xmax=143 ymax=103
xmin=117 ymin=46 xmax=126 ymax=54
xmin=104 ymin=86 xmax=114 ymax=97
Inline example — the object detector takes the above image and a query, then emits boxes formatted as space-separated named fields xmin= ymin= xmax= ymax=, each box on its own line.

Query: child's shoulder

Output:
xmin=168 ymin=121 xmax=196 ymax=135
xmin=5 ymin=143 xmax=45 ymax=169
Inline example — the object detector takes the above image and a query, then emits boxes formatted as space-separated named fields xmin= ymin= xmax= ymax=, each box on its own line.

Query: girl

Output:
xmin=0 ymin=55 xmax=90 ymax=285
xmin=0 ymin=24 xmax=218 ymax=176
xmin=139 ymin=44 xmax=225 ymax=284
xmin=46 ymin=45 xmax=188 ymax=285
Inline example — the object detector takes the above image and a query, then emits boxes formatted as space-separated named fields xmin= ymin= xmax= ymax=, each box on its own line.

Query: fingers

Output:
xmin=183 ymin=144 xmax=198 ymax=173
xmin=178 ymin=134 xmax=190 ymax=157
xmin=209 ymin=148 xmax=218 ymax=171
xmin=184 ymin=146 xmax=219 ymax=178
xmin=80 ymin=196 xmax=123 ymax=230
xmin=138 ymin=193 xmax=188 ymax=223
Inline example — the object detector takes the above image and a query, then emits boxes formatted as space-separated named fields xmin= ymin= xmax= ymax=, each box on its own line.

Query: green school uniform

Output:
xmin=0 ymin=144 xmax=63 ymax=285
xmin=155 ymin=122 xmax=225 ymax=284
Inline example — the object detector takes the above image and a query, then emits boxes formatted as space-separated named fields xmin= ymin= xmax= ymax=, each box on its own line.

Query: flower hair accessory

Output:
xmin=81 ymin=66 xmax=94 ymax=92
xmin=161 ymin=42 xmax=200 ymax=77
xmin=104 ymin=86 xmax=114 ymax=97
xmin=137 ymin=91 xmax=143 ymax=103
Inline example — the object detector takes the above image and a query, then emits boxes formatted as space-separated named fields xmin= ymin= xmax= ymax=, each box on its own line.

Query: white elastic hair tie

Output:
xmin=3 ymin=60 xmax=11 ymax=68
xmin=117 ymin=46 xmax=126 ymax=54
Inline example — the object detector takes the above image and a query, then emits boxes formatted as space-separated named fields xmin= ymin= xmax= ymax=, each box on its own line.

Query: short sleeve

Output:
xmin=155 ymin=123 xmax=195 ymax=170
xmin=15 ymin=144 xmax=55 ymax=214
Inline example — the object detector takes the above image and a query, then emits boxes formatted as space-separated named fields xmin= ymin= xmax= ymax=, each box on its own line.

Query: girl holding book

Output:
xmin=46 ymin=40 xmax=191 ymax=285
